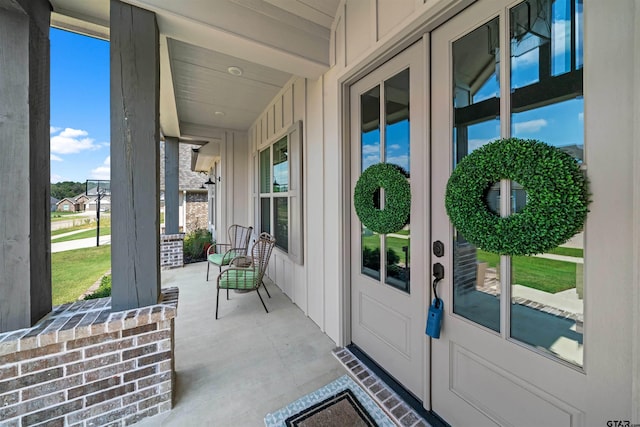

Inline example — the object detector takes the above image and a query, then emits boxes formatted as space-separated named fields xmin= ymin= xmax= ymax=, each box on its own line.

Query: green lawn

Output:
xmin=51 ymin=227 xmax=111 ymax=243
xmin=362 ymin=233 xmax=410 ymax=259
xmin=52 ymin=246 xmax=111 ymax=305
xmin=476 ymin=250 xmax=578 ymax=294
xmin=51 ymin=218 xmax=110 ymax=236
xmin=548 ymin=246 xmax=583 ymax=258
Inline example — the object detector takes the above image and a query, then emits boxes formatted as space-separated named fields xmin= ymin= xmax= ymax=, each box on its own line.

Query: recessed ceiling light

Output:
xmin=227 ymin=66 xmax=243 ymax=76
xmin=214 ymin=111 xmax=225 ymax=116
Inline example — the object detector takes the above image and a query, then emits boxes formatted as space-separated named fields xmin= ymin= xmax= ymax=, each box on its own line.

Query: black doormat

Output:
xmin=284 ymin=389 xmax=376 ymax=427
xmin=264 ymin=375 xmax=394 ymax=427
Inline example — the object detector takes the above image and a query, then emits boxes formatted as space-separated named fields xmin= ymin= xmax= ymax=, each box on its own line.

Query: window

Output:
xmin=450 ymin=0 xmax=584 ymax=367
xmin=256 ymin=121 xmax=303 ymax=263
xmin=260 ymin=136 xmax=288 ymax=251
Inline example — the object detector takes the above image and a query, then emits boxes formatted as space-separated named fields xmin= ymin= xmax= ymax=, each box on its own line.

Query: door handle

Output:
xmin=432 ymin=263 xmax=444 ymax=307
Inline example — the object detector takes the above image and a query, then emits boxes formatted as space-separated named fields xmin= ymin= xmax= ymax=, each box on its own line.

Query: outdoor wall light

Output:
xmin=204 ymin=177 xmax=215 ymax=186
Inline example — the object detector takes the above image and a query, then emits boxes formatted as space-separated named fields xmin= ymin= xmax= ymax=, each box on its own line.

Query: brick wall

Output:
xmin=160 ymin=234 xmax=184 ymax=270
xmin=454 ymin=241 xmax=479 ymax=295
xmin=0 ymin=288 xmax=178 ymax=426
xmin=185 ymin=192 xmax=207 ymax=233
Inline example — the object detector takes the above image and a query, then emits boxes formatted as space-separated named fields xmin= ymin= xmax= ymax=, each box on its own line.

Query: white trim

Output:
xmin=633 ymin=1 xmax=640 ymax=422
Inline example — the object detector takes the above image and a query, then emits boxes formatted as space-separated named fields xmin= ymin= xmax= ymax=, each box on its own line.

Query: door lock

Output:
xmin=433 ymin=241 xmax=445 ymax=257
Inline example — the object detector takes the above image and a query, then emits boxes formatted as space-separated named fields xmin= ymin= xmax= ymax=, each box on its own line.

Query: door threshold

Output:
xmin=332 ymin=345 xmax=449 ymax=427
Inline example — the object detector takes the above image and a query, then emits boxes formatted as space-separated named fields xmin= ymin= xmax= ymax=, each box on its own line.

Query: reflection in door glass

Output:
xmin=361 ymin=86 xmax=381 ymax=279
xmin=385 ymin=69 xmax=410 ymax=292
xmin=452 ymin=17 xmax=501 ymax=332
xmin=510 ymin=0 xmax=584 ymax=367
xmin=361 ymin=86 xmax=381 ymax=172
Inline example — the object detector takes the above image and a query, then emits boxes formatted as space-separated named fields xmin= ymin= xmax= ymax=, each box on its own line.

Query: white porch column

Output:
xmin=0 ymin=0 xmax=51 ymax=332
xmin=110 ymin=0 xmax=161 ymax=311
xmin=164 ymin=136 xmax=180 ymax=234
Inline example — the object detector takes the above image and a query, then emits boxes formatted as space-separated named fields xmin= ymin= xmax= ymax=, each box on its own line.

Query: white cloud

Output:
xmin=50 ymin=126 xmax=61 ymax=134
xmin=513 ymin=119 xmax=548 ymax=134
xmin=51 ymin=174 xmax=64 ymax=183
xmin=468 ymin=139 xmax=493 ymax=153
xmin=50 ymin=154 xmax=63 ymax=162
xmin=90 ymin=156 xmax=111 ymax=180
xmin=59 ymin=128 xmax=88 ymax=138
xmin=50 ymin=127 xmax=98 ymax=154
xmin=386 ymin=155 xmax=409 ymax=170
xmin=578 ymin=112 xmax=584 ymax=121
xmin=512 ymin=49 xmax=538 ymax=70
xmin=362 ymin=144 xmax=380 ymax=155
xmin=388 ymin=144 xmax=401 ymax=151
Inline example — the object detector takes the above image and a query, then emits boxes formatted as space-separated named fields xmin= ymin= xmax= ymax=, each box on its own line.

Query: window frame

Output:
xmin=254 ymin=121 xmax=304 ymax=264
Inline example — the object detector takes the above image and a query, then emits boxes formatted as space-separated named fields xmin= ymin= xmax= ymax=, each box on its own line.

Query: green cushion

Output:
xmin=218 ymin=269 xmax=258 ymax=290
xmin=208 ymin=253 xmax=229 ymax=266
xmin=208 ymin=250 xmax=244 ymax=267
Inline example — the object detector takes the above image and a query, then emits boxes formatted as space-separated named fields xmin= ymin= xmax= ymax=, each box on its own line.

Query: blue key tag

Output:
xmin=426 ymin=298 xmax=443 ymax=339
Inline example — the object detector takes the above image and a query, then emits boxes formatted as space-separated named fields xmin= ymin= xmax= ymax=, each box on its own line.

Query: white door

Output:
xmin=431 ymin=0 xmax=629 ymax=425
xmin=350 ymin=41 xmax=427 ymax=399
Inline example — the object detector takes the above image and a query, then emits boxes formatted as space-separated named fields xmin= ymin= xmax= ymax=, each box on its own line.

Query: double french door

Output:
xmin=350 ymin=1 xmax=628 ymax=425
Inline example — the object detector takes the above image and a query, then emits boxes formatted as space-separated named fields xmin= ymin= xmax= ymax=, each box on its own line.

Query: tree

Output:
xmin=51 ymin=181 xmax=85 ymax=200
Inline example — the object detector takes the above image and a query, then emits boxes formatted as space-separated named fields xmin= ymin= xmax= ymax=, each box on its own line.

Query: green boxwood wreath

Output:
xmin=354 ymin=163 xmax=411 ymax=234
xmin=445 ymin=138 xmax=589 ymax=256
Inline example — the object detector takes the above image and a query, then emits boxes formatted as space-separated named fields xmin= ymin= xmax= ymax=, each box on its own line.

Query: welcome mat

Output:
xmin=264 ymin=375 xmax=395 ymax=427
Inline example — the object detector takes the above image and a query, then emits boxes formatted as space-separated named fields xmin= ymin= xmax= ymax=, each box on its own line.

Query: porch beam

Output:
xmin=164 ymin=136 xmax=180 ymax=234
xmin=110 ymin=0 xmax=161 ymax=311
xmin=0 ymin=0 xmax=52 ymax=333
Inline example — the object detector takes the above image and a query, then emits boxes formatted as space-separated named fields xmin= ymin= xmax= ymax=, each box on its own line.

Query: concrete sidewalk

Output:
xmin=51 ymin=236 xmax=111 ymax=253
xmin=51 ymin=228 xmax=97 ymax=240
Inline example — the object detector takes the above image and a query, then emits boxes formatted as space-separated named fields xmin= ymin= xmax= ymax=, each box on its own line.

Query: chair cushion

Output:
xmin=219 ymin=269 xmax=258 ymax=290
xmin=207 ymin=250 xmax=242 ymax=265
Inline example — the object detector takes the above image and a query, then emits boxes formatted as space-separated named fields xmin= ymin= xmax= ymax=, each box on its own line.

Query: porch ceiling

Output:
xmin=49 ymin=0 xmax=340 ymax=139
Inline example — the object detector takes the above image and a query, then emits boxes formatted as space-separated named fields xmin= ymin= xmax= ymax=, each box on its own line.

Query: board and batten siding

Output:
xmin=247 ymin=0 xmax=478 ymax=344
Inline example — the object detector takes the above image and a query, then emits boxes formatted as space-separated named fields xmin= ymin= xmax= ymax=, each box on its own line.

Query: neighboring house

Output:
xmin=50 ymin=196 xmax=59 ymax=212
xmin=56 ymin=193 xmax=94 ymax=212
xmin=55 ymin=197 xmax=76 ymax=212
xmin=86 ymin=194 xmax=110 ymax=212
xmin=160 ymin=141 xmax=209 ymax=233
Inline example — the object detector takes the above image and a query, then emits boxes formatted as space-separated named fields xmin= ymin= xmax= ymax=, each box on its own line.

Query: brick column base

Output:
xmin=0 ymin=288 xmax=179 ymax=426
xmin=160 ymin=233 xmax=184 ymax=270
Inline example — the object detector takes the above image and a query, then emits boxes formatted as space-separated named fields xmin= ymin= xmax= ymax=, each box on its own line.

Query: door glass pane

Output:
xmin=384 ymin=69 xmax=410 ymax=291
xmin=385 ymin=231 xmax=409 ymax=291
xmin=361 ymin=86 xmax=381 ymax=171
xmin=510 ymin=0 xmax=584 ymax=367
xmin=384 ymin=69 xmax=410 ymax=174
xmin=452 ymin=17 xmax=501 ymax=333
xmin=273 ymin=136 xmax=288 ymax=192
xmin=260 ymin=149 xmax=270 ymax=194
xmin=362 ymin=229 xmax=381 ymax=280
xmin=361 ymin=85 xmax=381 ymax=279
xmin=260 ymin=198 xmax=270 ymax=233
xmin=274 ymin=197 xmax=288 ymax=251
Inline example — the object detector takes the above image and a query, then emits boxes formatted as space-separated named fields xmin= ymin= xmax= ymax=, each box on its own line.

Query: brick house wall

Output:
xmin=185 ymin=192 xmax=207 ymax=232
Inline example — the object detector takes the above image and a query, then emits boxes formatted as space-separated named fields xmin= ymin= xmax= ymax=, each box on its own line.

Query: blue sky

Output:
xmin=50 ymin=28 xmax=110 ymax=183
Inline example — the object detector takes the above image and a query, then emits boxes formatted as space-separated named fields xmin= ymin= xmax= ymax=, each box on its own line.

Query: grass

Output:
xmin=51 ymin=227 xmax=111 ymax=243
xmin=51 ymin=218 xmax=110 ymax=237
xmin=362 ymin=233 xmax=410 ymax=260
xmin=476 ymin=250 xmax=578 ymax=294
xmin=548 ymin=246 xmax=583 ymax=258
xmin=52 ymin=246 xmax=111 ymax=305
xmin=51 ymin=211 xmax=79 ymax=218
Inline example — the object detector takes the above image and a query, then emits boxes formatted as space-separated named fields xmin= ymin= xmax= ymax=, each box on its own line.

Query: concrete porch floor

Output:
xmin=135 ymin=262 xmax=345 ymax=426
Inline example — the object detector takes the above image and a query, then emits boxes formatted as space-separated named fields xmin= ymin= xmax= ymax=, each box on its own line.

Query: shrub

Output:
xmin=84 ymin=274 xmax=112 ymax=300
xmin=183 ymin=228 xmax=213 ymax=262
